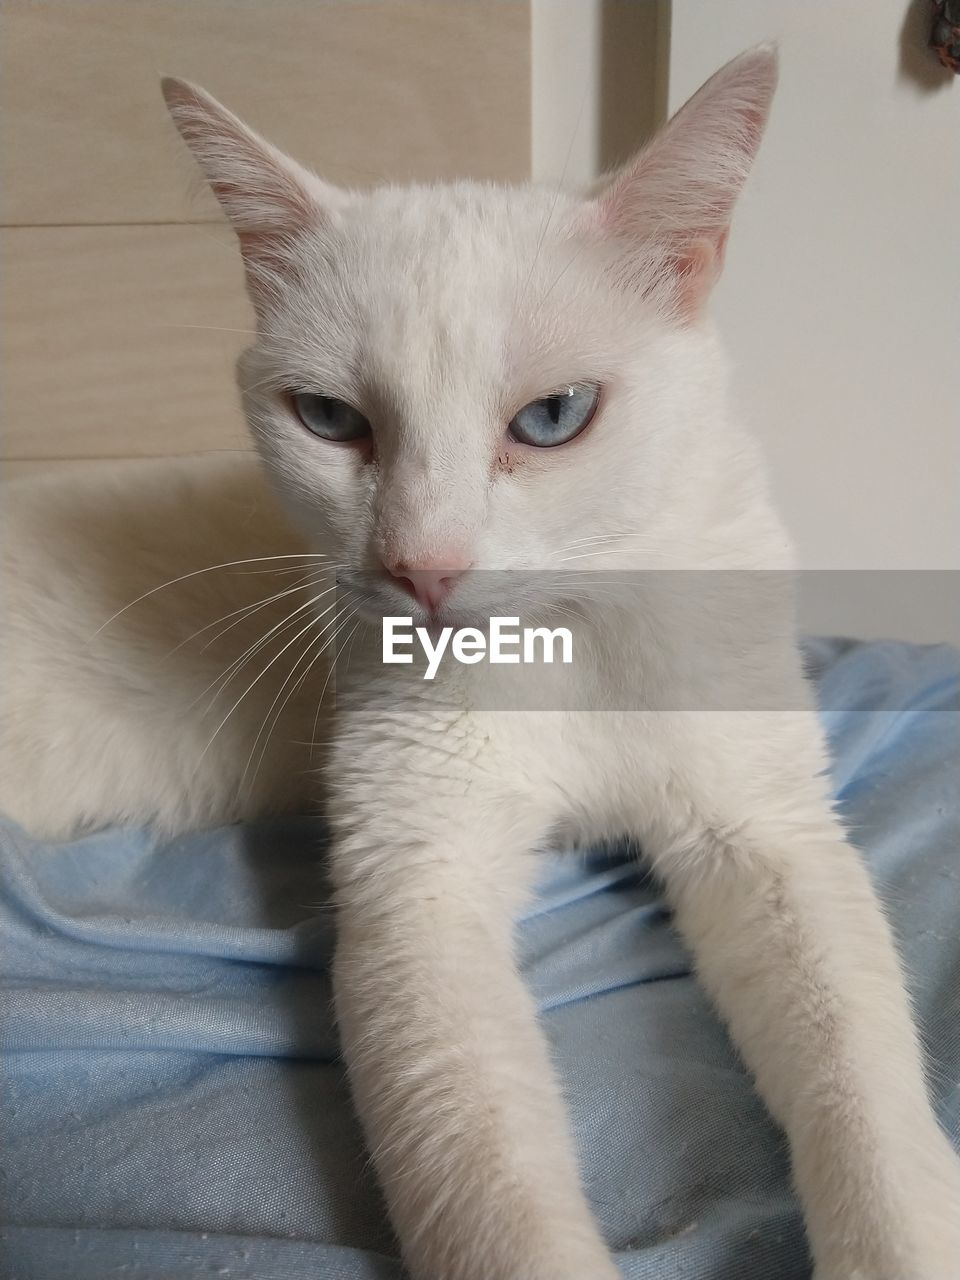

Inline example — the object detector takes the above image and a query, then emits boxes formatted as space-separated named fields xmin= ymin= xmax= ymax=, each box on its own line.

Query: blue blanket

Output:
xmin=2 ymin=638 xmax=958 ymax=1280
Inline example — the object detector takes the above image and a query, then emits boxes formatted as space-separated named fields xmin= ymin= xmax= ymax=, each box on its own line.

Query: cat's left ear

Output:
xmin=161 ymin=79 xmax=346 ymax=311
xmin=589 ymin=45 xmax=777 ymax=320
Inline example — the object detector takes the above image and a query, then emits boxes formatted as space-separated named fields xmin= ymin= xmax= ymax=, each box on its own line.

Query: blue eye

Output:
xmin=292 ymin=392 xmax=371 ymax=442
xmin=508 ymin=384 xmax=600 ymax=447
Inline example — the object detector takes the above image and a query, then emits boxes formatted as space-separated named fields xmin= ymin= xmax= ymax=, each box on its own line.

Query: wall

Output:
xmin=531 ymin=0 xmax=667 ymax=184
xmin=666 ymin=0 xmax=959 ymax=639
xmin=1 ymin=0 xmax=530 ymax=480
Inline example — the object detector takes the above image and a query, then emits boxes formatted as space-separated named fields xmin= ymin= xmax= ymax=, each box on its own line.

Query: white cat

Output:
xmin=2 ymin=47 xmax=958 ymax=1280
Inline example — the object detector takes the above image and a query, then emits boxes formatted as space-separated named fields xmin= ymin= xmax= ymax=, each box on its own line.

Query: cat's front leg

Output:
xmin=328 ymin=772 xmax=618 ymax=1280
xmin=650 ymin=719 xmax=960 ymax=1280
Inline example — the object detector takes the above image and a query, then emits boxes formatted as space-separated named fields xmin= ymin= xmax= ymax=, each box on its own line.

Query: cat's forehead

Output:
xmin=325 ymin=180 xmax=593 ymax=337
xmin=282 ymin=180 xmax=613 ymax=402
xmin=348 ymin=180 xmax=583 ymax=271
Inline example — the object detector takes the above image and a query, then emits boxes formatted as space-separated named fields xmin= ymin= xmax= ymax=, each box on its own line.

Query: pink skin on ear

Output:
xmin=673 ymin=232 xmax=729 ymax=319
xmin=587 ymin=45 xmax=776 ymax=322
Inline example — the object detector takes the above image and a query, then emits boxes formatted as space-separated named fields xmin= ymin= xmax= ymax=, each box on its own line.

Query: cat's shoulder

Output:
xmin=3 ymin=453 xmax=298 ymax=547
xmin=1 ymin=453 xmax=308 ymax=627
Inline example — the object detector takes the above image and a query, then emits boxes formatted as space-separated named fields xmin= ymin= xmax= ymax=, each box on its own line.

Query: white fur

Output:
xmin=2 ymin=48 xmax=958 ymax=1279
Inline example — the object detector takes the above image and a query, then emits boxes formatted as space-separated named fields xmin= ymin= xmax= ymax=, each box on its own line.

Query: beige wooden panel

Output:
xmin=3 ymin=225 xmax=257 ymax=460
xmin=1 ymin=456 xmax=246 ymax=483
xmin=2 ymin=460 xmax=114 ymax=482
xmin=2 ymin=0 xmax=531 ymax=226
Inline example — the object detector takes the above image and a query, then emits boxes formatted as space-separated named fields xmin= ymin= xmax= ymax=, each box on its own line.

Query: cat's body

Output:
xmin=2 ymin=47 xmax=958 ymax=1280
xmin=1 ymin=456 xmax=316 ymax=836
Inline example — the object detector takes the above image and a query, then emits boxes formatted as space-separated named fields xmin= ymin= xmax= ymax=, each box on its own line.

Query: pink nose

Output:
xmin=387 ymin=561 xmax=469 ymax=613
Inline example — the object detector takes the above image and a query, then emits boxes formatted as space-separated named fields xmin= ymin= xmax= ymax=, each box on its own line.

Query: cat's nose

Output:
xmin=386 ymin=559 xmax=469 ymax=613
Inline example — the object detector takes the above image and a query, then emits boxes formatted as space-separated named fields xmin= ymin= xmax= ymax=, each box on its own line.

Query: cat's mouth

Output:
xmin=348 ymin=591 xmax=502 ymax=635
xmin=336 ymin=569 xmax=556 ymax=634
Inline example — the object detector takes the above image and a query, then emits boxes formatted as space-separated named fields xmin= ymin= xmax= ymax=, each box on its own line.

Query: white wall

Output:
xmin=668 ymin=0 xmax=959 ymax=640
xmin=531 ymin=0 xmax=665 ymax=184
xmin=533 ymin=0 xmax=958 ymax=642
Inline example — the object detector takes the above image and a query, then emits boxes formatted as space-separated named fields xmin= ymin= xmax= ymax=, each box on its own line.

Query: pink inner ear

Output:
xmin=587 ymin=47 xmax=777 ymax=321
xmin=234 ymin=227 xmax=314 ymax=321
xmin=591 ymin=161 xmax=737 ymax=321
xmin=670 ymin=239 xmax=721 ymax=320
xmin=672 ymin=232 xmax=728 ymax=319
xmin=236 ymin=228 xmax=294 ymax=276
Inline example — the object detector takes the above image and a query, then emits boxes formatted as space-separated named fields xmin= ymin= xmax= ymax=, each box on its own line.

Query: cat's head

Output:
xmin=163 ymin=48 xmax=776 ymax=626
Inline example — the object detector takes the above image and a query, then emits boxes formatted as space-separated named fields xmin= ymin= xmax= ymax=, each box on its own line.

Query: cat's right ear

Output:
xmin=161 ymin=79 xmax=346 ymax=310
xmin=587 ymin=45 xmax=777 ymax=321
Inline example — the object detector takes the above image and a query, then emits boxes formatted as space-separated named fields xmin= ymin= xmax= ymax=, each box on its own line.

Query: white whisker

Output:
xmin=193 ymin=585 xmax=340 ymax=712
xmin=196 ymin=604 xmax=338 ymax=766
xmin=154 ymin=323 xmax=258 ymax=336
xmin=92 ymin=553 xmax=330 ymax=637
xmin=241 ymin=602 xmax=356 ymax=790
xmin=163 ymin=570 xmax=329 ymax=659
xmin=315 ymin=612 xmax=364 ymax=719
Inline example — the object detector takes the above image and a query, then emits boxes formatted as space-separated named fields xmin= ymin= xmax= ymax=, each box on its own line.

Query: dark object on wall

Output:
xmin=931 ymin=0 xmax=960 ymax=72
